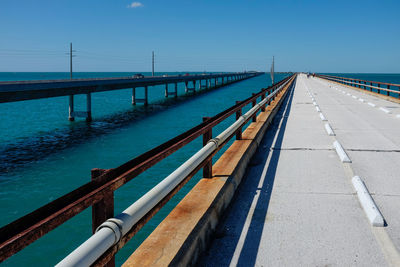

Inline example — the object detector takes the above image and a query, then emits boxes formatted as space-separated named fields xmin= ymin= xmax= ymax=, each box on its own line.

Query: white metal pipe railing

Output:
xmin=56 ymin=77 xmax=293 ymax=267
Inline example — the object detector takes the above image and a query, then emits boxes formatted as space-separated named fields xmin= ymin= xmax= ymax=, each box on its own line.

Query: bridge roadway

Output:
xmin=201 ymin=74 xmax=400 ymax=266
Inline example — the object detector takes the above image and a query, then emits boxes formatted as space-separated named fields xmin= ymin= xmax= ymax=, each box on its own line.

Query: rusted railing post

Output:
xmin=377 ymin=83 xmax=381 ymax=94
xmin=91 ymin=168 xmax=115 ymax=267
xmin=202 ymin=117 xmax=212 ymax=178
xmin=252 ymin=93 xmax=257 ymax=122
xmin=266 ymin=89 xmax=271 ymax=105
xmin=261 ymin=90 xmax=266 ymax=111
xmin=235 ymin=101 xmax=242 ymax=140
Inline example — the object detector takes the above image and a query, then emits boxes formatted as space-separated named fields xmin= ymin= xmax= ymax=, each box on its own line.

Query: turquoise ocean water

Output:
xmin=0 ymin=72 xmax=398 ymax=266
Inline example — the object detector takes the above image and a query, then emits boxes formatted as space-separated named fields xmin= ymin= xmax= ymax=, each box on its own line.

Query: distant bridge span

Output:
xmin=0 ymin=72 xmax=261 ymax=121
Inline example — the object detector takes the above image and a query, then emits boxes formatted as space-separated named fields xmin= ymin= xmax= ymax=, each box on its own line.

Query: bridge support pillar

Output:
xmin=67 ymin=93 xmax=91 ymax=122
xmin=165 ymin=83 xmax=178 ymax=98
xmin=145 ymin=86 xmax=148 ymax=105
xmin=186 ymin=81 xmax=196 ymax=93
xmin=68 ymin=95 xmax=74 ymax=121
xmin=132 ymin=87 xmax=148 ymax=105
xmin=86 ymin=93 xmax=92 ymax=122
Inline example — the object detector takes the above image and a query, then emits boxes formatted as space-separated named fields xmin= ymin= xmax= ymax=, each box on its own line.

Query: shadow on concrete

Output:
xmin=200 ymin=78 xmax=296 ymax=267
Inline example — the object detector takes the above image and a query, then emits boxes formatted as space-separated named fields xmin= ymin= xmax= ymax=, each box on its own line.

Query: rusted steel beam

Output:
xmin=0 ymin=75 xmax=294 ymax=262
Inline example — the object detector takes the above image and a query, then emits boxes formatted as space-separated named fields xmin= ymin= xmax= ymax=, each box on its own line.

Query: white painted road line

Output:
xmin=368 ymin=102 xmax=376 ymax=107
xmin=359 ymin=98 xmax=365 ymax=102
xmin=379 ymin=107 xmax=391 ymax=114
xmin=352 ymin=95 xmax=357 ymax=99
xmin=352 ymin=176 xmax=385 ymax=227
xmin=324 ymin=123 xmax=335 ymax=136
xmin=313 ymin=101 xmax=317 ymax=106
xmin=333 ymin=141 xmax=351 ymax=163
xmin=396 ymin=114 xmax=400 ymax=118
xmin=316 ymin=106 xmax=321 ymax=112
xmin=319 ymin=113 xmax=327 ymax=121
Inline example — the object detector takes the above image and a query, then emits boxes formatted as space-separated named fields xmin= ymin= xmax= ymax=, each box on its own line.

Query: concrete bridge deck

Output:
xmin=201 ymin=74 xmax=400 ymax=266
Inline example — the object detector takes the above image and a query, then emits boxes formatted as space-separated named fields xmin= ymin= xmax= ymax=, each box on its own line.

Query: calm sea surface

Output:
xmin=0 ymin=72 xmax=398 ymax=266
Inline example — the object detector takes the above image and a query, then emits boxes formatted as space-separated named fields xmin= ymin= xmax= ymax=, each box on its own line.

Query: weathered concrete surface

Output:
xmin=122 ymin=78 xmax=295 ymax=267
xmin=312 ymin=76 xmax=400 ymax=254
xmin=200 ymin=74 xmax=397 ymax=266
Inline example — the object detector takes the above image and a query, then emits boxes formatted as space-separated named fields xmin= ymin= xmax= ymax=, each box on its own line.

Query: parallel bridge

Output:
xmin=0 ymin=72 xmax=260 ymax=121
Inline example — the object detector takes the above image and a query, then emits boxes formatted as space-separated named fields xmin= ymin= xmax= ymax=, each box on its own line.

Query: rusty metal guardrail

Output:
xmin=0 ymin=74 xmax=296 ymax=266
xmin=316 ymin=74 xmax=400 ymax=99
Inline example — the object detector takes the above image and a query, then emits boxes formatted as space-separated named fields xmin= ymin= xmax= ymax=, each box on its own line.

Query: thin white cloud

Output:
xmin=127 ymin=2 xmax=143 ymax=8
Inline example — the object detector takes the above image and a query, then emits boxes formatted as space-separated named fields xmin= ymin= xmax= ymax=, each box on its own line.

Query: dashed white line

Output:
xmin=368 ymin=102 xmax=376 ymax=107
xmin=319 ymin=113 xmax=327 ymax=121
xmin=359 ymin=98 xmax=365 ymax=102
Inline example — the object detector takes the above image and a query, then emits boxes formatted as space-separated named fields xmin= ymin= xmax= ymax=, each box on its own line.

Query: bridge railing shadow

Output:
xmin=202 ymin=78 xmax=296 ymax=266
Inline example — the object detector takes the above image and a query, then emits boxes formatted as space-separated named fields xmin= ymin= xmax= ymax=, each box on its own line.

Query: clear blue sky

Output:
xmin=0 ymin=0 xmax=399 ymax=72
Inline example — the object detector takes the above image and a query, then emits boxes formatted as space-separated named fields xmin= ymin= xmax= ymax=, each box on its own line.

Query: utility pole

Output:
xmin=270 ymin=56 xmax=275 ymax=84
xmin=152 ymin=51 xmax=155 ymax=76
xmin=68 ymin=43 xmax=76 ymax=79
xmin=67 ymin=43 xmax=76 ymax=121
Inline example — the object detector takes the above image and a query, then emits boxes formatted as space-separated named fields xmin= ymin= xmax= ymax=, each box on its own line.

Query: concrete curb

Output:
xmin=352 ymin=176 xmax=385 ymax=227
xmin=324 ymin=123 xmax=335 ymax=136
xmin=333 ymin=141 xmax=351 ymax=163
